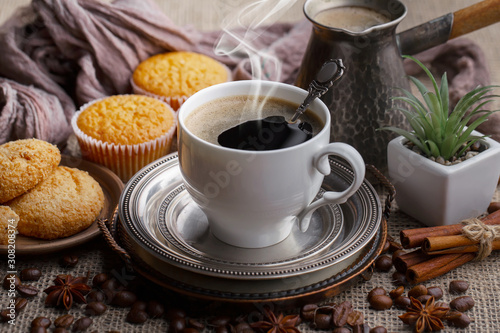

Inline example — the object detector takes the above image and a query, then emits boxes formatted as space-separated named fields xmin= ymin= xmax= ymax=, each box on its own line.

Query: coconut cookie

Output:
xmin=0 ymin=206 xmax=19 ymax=245
xmin=9 ymin=166 xmax=104 ymax=240
xmin=0 ymin=139 xmax=61 ymax=203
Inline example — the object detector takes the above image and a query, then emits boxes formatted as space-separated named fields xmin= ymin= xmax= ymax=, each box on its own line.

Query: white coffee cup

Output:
xmin=178 ymin=80 xmax=365 ymax=248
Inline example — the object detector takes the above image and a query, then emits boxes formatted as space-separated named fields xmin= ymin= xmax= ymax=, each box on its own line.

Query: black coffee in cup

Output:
xmin=184 ymin=95 xmax=324 ymax=150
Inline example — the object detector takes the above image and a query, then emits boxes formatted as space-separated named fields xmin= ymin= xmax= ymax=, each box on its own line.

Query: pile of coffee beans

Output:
xmin=366 ymin=280 xmax=473 ymax=329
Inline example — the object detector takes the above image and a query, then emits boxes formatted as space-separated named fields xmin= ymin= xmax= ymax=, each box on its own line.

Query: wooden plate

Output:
xmin=0 ymin=155 xmax=123 ymax=255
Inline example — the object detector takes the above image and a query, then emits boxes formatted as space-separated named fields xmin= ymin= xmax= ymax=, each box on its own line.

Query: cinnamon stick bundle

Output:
xmin=406 ymin=253 xmax=475 ymax=285
xmin=393 ymin=249 xmax=433 ymax=273
xmin=400 ymin=209 xmax=500 ymax=249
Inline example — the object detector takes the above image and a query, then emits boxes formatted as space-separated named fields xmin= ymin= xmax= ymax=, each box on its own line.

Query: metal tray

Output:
xmin=119 ymin=153 xmax=382 ymax=279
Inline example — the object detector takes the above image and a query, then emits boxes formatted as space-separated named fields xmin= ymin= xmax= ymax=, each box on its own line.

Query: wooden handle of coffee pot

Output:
xmin=450 ymin=0 xmax=500 ymax=39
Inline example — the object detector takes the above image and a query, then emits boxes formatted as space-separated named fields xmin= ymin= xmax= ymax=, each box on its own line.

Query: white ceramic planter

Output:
xmin=387 ymin=131 xmax=500 ymax=226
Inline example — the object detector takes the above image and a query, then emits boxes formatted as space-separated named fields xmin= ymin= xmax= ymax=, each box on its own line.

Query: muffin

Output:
xmin=72 ymin=94 xmax=176 ymax=182
xmin=9 ymin=166 xmax=104 ymax=240
xmin=131 ymin=51 xmax=232 ymax=111
xmin=0 ymin=138 xmax=60 ymax=203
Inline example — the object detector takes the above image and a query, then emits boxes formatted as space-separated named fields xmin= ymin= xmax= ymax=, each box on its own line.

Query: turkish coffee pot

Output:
xmin=295 ymin=0 xmax=500 ymax=170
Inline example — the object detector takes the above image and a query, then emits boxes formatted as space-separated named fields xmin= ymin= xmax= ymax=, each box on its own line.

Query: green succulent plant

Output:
xmin=380 ymin=55 xmax=498 ymax=161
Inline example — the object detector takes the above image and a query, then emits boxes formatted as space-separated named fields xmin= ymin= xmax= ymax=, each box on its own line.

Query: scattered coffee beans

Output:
xmin=367 ymin=287 xmax=386 ymax=299
xmin=2 ymin=274 xmax=20 ymax=290
xmin=72 ymin=317 xmax=93 ymax=332
xmin=20 ymin=268 xmax=41 ymax=281
xmin=449 ymin=280 xmax=469 ymax=294
xmin=31 ymin=316 xmax=51 ymax=328
xmin=112 ymin=290 xmax=137 ymax=307
xmin=369 ymin=295 xmax=392 ymax=310
xmin=60 ymin=255 xmax=79 ymax=268
xmin=408 ymin=284 xmax=427 ymax=298
xmin=374 ymin=255 xmax=392 ymax=272
xmin=54 ymin=314 xmax=74 ymax=328
xmin=394 ymin=296 xmax=411 ymax=309
xmin=16 ymin=284 xmax=38 ymax=298
xmin=126 ymin=308 xmax=148 ymax=324
xmin=370 ymin=326 xmax=387 ymax=333
xmin=426 ymin=286 xmax=443 ymax=300
xmin=85 ymin=301 xmax=107 ymax=316
xmin=389 ymin=286 xmax=404 ymax=299
xmin=450 ymin=296 xmax=475 ymax=312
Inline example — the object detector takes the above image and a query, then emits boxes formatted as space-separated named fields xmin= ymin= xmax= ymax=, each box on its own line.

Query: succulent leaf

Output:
xmin=379 ymin=55 xmax=499 ymax=162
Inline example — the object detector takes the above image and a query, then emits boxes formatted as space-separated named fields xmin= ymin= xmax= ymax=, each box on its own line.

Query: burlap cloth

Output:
xmin=1 ymin=0 xmax=500 ymax=332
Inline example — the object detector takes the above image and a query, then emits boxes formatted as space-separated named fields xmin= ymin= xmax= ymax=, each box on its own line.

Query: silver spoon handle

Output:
xmin=290 ymin=59 xmax=345 ymax=123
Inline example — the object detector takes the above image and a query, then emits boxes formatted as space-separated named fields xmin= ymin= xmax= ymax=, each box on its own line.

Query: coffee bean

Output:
xmin=215 ymin=325 xmax=230 ymax=333
xmin=381 ymin=240 xmax=391 ymax=254
xmin=72 ymin=317 xmax=93 ymax=332
xmin=30 ymin=327 xmax=47 ymax=333
xmin=92 ymin=273 xmax=110 ymax=288
xmin=417 ymin=294 xmax=433 ymax=303
xmin=312 ymin=313 xmax=331 ymax=329
xmin=14 ymin=297 xmax=28 ymax=312
xmin=188 ymin=318 xmax=205 ymax=330
xmin=389 ymin=286 xmax=404 ymax=299
xmin=54 ymin=314 xmax=74 ymax=328
xmin=101 ymin=278 xmax=119 ymax=291
xmin=234 ymin=324 xmax=254 ymax=333
xmin=374 ymin=255 xmax=392 ymax=272
xmin=170 ymin=316 xmax=186 ymax=332
xmin=146 ymin=300 xmax=165 ymax=318
xmin=449 ymin=280 xmax=469 ymax=294
xmin=394 ymin=296 xmax=411 ymax=309
xmin=392 ymin=249 xmax=406 ymax=261
xmin=408 ymin=284 xmax=427 ymax=298
xmin=367 ymin=287 xmax=386 ymax=300
xmin=126 ymin=308 xmax=148 ymax=324
xmin=210 ymin=315 xmax=232 ymax=327
xmin=370 ymin=326 xmax=387 ymax=333
xmin=369 ymin=295 xmax=392 ymax=310
xmin=166 ymin=308 xmax=186 ymax=320
xmin=300 ymin=304 xmax=318 ymax=321
xmin=333 ymin=328 xmax=350 ymax=333
xmin=391 ymin=271 xmax=407 ymax=286
xmin=31 ymin=316 xmax=51 ymax=328
xmin=86 ymin=290 xmax=105 ymax=303
xmin=0 ymin=309 xmax=12 ymax=322
xmin=85 ymin=301 xmax=107 ymax=316
xmin=20 ymin=268 xmax=42 ymax=281
xmin=426 ymin=286 xmax=443 ymax=300
xmin=112 ymin=290 xmax=137 ymax=307
xmin=16 ymin=284 xmax=38 ymax=298
xmin=450 ymin=296 xmax=475 ymax=312
xmin=447 ymin=311 xmax=471 ymax=328
xmin=2 ymin=274 xmax=20 ymax=290
xmin=388 ymin=241 xmax=402 ymax=252
xmin=60 ymin=255 xmax=79 ymax=268
xmin=131 ymin=300 xmax=147 ymax=312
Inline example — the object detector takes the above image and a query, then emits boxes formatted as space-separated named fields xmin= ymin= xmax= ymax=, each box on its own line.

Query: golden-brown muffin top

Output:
xmin=76 ymin=95 xmax=175 ymax=145
xmin=132 ymin=51 xmax=229 ymax=97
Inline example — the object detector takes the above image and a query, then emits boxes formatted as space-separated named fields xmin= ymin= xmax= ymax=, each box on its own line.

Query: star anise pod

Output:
xmin=251 ymin=308 xmax=301 ymax=333
xmin=399 ymin=296 xmax=449 ymax=333
xmin=43 ymin=274 xmax=91 ymax=310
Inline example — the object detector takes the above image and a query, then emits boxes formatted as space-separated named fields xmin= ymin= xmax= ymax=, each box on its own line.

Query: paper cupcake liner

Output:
xmin=71 ymin=96 xmax=177 ymax=182
xmin=130 ymin=62 xmax=233 ymax=112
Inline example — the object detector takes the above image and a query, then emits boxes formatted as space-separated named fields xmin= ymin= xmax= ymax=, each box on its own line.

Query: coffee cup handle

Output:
xmin=297 ymin=143 xmax=365 ymax=232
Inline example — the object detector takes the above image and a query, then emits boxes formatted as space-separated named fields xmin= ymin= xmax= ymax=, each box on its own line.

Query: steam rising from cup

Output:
xmin=213 ymin=0 xmax=299 ymax=118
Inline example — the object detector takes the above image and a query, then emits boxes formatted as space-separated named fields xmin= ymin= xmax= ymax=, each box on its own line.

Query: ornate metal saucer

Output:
xmin=119 ymin=152 xmax=382 ymax=280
